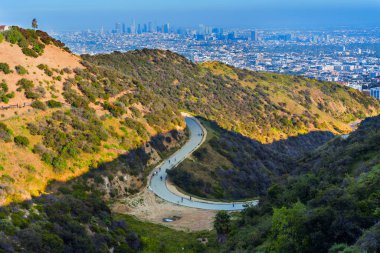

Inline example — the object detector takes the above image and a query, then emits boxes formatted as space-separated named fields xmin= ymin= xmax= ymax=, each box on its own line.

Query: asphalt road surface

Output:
xmin=149 ymin=116 xmax=258 ymax=211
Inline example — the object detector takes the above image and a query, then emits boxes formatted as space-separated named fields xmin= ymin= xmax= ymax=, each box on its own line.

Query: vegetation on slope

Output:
xmin=2 ymin=26 xmax=69 ymax=57
xmin=1 ymin=32 xmax=380 ymax=253
xmin=214 ymin=115 xmax=380 ymax=253
xmin=83 ymin=50 xmax=380 ymax=143
xmin=168 ymin=118 xmax=334 ymax=200
xmin=0 ymin=34 xmax=187 ymax=205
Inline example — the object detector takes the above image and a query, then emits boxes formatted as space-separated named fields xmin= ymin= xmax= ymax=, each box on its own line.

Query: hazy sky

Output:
xmin=1 ymin=0 xmax=380 ymax=31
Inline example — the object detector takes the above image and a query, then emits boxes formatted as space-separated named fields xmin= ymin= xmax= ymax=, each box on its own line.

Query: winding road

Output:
xmin=149 ymin=116 xmax=258 ymax=211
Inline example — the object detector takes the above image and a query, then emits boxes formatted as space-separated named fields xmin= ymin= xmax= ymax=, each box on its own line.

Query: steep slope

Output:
xmin=1 ymin=27 xmax=380 ymax=252
xmin=0 ymin=31 xmax=81 ymax=119
xmin=168 ymin=118 xmax=334 ymax=200
xmin=83 ymin=49 xmax=380 ymax=201
xmin=217 ymin=116 xmax=380 ymax=253
xmin=83 ymin=49 xmax=380 ymax=143
xmin=0 ymin=28 xmax=186 ymax=205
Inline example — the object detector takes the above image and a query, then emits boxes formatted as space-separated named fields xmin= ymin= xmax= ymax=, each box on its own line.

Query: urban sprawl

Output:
xmin=55 ymin=22 xmax=380 ymax=98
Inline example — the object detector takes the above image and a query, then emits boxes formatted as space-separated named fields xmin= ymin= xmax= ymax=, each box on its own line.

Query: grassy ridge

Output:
xmin=83 ymin=50 xmax=380 ymax=143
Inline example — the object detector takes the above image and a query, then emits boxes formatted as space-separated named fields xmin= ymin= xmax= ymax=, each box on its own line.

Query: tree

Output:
xmin=32 ymin=18 xmax=38 ymax=30
xmin=213 ymin=211 xmax=231 ymax=244
xmin=268 ymin=202 xmax=309 ymax=253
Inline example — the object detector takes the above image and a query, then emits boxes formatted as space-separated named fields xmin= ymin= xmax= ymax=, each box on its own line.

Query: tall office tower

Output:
xmin=212 ymin=27 xmax=219 ymax=34
xmin=137 ymin=24 xmax=142 ymax=34
xmin=131 ymin=20 xmax=136 ymax=34
xmin=143 ymin=24 xmax=148 ymax=33
xmin=115 ymin=22 xmax=122 ymax=34
xmin=227 ymin=32 xmax=235 ymax=40
xmin=251 ymin=30 xmax=258 ymax=41
xmin=163 ymin=23 xmax=170 ymax=33
xmin=148 ymin=22 xmax=153 ymax=33
xmin=122 ymin=23 xmax=126 ymax=34
xmin=198 ymin=24 xmax=205 ymax=35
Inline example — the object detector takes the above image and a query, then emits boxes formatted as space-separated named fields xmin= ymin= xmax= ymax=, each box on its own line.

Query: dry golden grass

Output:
xmin=0 ymin=41 xmax=82 ymax=120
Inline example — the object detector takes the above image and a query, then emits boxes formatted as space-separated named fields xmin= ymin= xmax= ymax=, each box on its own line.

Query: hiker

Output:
xmin=160 ymin=176 xmax=163 ymax=181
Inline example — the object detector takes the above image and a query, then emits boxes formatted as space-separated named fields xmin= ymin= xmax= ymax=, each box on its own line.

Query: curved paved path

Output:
xmin=149 ymin=116 xmax=258 ymax=211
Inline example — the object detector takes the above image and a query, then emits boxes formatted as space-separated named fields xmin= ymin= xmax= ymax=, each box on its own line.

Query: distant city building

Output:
xmin=227 ymin=32 xmax=235 ymax=40
xmin=163 ymin=23 xmax=170 ymax=34
xmin=56 ymin=26 xmax=380 ymax=89
xmin=114 ymin=23 xmax=122 ymax=34
xmin=251 ymin=31 xmax=258 ymax=41
xmin=0 ymin=25 xmax=10 ymax=31
xmin=131 ymin=20 xmax=136 ymax=34
xmin=370 ymin=87 xmax=380 ymax=100
xmin=148 ymin=22 xmax=154 ymax=33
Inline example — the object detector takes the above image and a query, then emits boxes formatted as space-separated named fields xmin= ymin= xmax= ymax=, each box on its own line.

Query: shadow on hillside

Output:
xmin=0 ymin=128 xmax=190 ymax=252
xmin=168 ymin=116 xmax=335 ymax=200
xmin=44 ymin=128 xmax=186 ymax=197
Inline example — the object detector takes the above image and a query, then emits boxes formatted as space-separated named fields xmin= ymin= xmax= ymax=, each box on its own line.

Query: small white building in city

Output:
xmin=0 ymin=25 xmax=10 ymax=32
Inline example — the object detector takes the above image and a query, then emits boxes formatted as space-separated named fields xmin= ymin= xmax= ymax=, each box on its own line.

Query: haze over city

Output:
xmin=1 ymin=0 xmax=380 ymax=31
xmin=1 ymin=0 xmax=380 ymax=252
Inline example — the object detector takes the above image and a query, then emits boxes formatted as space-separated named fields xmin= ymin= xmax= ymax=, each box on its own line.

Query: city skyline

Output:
xmin=1 ymin=0 xmax=380 ymax=31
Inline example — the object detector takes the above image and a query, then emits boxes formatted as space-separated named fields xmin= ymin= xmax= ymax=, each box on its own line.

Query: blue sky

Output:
xmin=1 ymin=0 xmax=380 ymax=31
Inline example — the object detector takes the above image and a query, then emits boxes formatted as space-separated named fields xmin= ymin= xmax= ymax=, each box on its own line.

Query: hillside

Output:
xmin=83 ymin=49 xmax=380 ymax=143
xmin=1 ymin=27 xmax=380 ymax=252
xmin=0 ymin=27 xmax=186 ymax=205
xmin=217 ymin=115 xmax=380 ymax=253
xmin=167 ymin=118 xmax=334 ymax=200
xmin=82 ymin=49 xmax=380 ymax=201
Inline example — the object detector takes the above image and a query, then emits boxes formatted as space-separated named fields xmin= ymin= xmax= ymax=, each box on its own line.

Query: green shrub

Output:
xmin=0 ymin=165 xmax=4 ymax=171
xmin=3 ymin=27 xmax=48 ymax=57
xmin=16 ymin=78 xmax=44 ymax=99
xmin=15 ymin=65 xmax=28 ymax=75
xmin=0 ymin=63 xmax=11 ymax=74
xmin=31 ymin=100 xmax=47 ymax=110
xmin=22 ymin=47 xmax=38 ymax=58
xmin=0 ymin=80 xmax=14 ymax=103
xmin=0 ymin=33 xmax=4 ymax=43
xmin=0 ymin=122 xmax=12 ymax=142
xmin=46 ymin=100 xmax=62 ymax=108
xmin=3 ymin=28 xmax=24 ymax=44
xmin=37 ymin=64 xmax=53 ymax=76
xmin=14 ymin=135 xmax=30 ymax=147
xmin=0 ymin=174 xmax=15 ymax=183
xmin=52 ymin=156 xmax=67 ymax=172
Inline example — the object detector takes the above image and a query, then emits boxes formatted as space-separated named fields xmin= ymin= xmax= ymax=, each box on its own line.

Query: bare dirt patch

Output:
xmin=112 ymin=188 xmax=217 ymax=232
